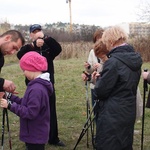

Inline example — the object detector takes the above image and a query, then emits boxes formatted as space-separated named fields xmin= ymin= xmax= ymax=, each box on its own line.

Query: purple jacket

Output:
xmin=10 ymin=75 xmax=53 ymax=144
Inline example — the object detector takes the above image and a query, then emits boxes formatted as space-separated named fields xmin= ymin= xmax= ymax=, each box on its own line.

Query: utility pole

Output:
xmin=66 ymin=0 xmax=72 ymax=33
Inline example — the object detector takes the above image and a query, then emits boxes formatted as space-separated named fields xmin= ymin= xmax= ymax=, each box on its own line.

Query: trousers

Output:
xmin=48 ymin=86 xmax=59 ymax=144
xmin=25 ymin=143 xmax=45 ymax=150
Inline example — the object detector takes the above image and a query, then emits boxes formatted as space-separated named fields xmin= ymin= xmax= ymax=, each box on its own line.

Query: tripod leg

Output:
xmin=141 ymin=78 xmax=148 ymax=150
xmin=141 ymin=69 xmax=148 ymax=150
xmin=88 ymin=101 xmax=95 ymax=149
xmin=73 ymin=101 xmax=97 ymax=150
xmin=86 ymin=98 xmax=90 ymax=148
xmin=5 ymin=109 xmax=12 ymax=150
xmin=1 ymin=109 xmax=5 ymax=150
xmin=85 ymin=81 xmax=89 ymax=148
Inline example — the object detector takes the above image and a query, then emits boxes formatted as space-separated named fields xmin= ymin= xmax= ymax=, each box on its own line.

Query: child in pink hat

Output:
xmin=0 ymin=51 xmax=53 ymax=150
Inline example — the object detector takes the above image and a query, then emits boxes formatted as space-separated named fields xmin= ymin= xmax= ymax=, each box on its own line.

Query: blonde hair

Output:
xmin=102 ymin=26 xmax=128 ymax=46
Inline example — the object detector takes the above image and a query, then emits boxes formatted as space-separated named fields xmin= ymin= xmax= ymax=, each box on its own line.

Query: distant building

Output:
xmin=129 ymin=22 xmax=150 ymax=37
xmin=116 ymin=22 xmax=150 ymax=37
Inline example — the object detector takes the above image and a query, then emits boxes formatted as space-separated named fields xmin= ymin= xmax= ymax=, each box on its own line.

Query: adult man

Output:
xmin=17 ymin=24 xmax=65 ymax=147
xmin=0 ymin=30 xmax=25 ymax=93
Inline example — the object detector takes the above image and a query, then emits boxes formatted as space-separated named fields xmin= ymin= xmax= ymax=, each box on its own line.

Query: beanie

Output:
xmin=20 ymin=52 xmax=48 ymax=72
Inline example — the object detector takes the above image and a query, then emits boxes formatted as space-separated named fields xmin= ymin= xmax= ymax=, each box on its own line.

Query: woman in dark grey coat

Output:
xmin=93 ymin=26 xmax=142 ymax=150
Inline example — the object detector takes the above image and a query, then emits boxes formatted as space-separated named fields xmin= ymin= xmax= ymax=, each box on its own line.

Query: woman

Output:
xmin=93 ymin=26 xmax=142 ymax=150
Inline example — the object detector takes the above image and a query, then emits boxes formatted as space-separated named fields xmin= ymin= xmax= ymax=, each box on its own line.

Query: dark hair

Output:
xmin=93 ymin=29 xmax=104 ymax=43
xmin=94 ymin=39 xmax=108 ymax=57
xmin=0 ymin=30 xmax=25 ymax=45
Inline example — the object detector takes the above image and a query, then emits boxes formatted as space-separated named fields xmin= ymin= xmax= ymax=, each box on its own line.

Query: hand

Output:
xmin=0 ymin=92 xmax=5 ymax=99
xmin=92 ymin=71 xmax=100 ymax=84
xmin=3 ymin=80 xmax=16 ymax=93
xmin=84 ymin=62 xmax=90 ymax=69
xmin=0 ymin=92 xmax=8 ymax=108
xmin=0 ymin=98 xmax=8 ymax=108
xmin=81 ymin=73 xmax=89 ymax=81
xmin=36 ymin=39 xmax=44 ymax=47
xmin=142 ymin=71 xmax=149 ymax=80
xmin=93 ymin=63 xmax=100 ymax=70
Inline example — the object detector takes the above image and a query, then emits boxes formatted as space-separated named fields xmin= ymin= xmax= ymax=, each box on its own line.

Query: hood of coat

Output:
xmin=107 ymin=44 xmax=143 ymax=71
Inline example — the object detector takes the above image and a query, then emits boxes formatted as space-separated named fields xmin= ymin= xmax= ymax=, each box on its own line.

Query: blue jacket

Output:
xmin=9 ymin=74 xmax=53 ymax=144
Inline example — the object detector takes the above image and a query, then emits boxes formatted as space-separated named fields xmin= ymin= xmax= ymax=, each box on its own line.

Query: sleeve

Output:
xmin=0 ymin=78 xmax=4 ymax=91
xmin=86 ymin=49 xmax=96 ymax=74
xmin=17 ymin=44 xmax=34 ymax=60
xmin=10 ymin=89 xmax=43 ymax=120
xmin=94 ymin=60 xmax=118 ymax=100
xmin=10 ymin=94 xmax=22 ymax=104
xmin=44 ymin=37 xmax=62 ymax=59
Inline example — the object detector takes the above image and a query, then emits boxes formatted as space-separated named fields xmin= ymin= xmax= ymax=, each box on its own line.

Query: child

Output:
xmin=0 ymin=51 xmax=53 ymax=150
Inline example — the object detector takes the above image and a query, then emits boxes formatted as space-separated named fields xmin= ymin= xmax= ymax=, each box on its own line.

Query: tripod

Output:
xmin=1 ymin=93 xmax=12 ymax=150
xmin=141 ymin=69 xmax=148 ymax=150
xmin=73 ymin=81 xmax=98 ymax=150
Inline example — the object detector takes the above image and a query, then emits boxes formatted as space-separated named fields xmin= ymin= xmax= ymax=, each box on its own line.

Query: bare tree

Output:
xmin=137 ymin=1 xmax=150 ymax=22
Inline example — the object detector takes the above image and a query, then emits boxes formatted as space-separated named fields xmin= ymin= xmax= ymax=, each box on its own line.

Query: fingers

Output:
xmin=12 ymin=91 xmax=19 ymax=94
xmin=142 ymin=72 xmax=149 ymax=80
xmin=36 ymin=39 xmax=44 ymax=47
xmin=0 ymin=92 xmax=5 ymax=99
xmin=84 ymin=62 xmax=90 ymax=69
xmin=81 ymin=73 xmax=88 ymax=81
xmin=3 ymin=80 xmax=16 ymax=93
xmin=93 ymin=63 xmax=100 ymax=70
xmin=0 ymin=98 xmax=7 ymax=108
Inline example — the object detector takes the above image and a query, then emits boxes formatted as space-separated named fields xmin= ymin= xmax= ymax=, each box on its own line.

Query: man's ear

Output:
xmin=4 ymin=35 xmax=11 ymax=42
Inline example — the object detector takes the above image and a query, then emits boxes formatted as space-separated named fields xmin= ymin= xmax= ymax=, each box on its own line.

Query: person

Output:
xmin=93 ymin=26 xmax=142 ymax=150
xmin=82 ymin=29 xmax=104 ymax=107
xmin=94 ymin=38 xmax=142 ymax=132
xmin=0 ymin=30 xmax=25 ymax=93
xmin=17 ymin=24 xmax=65 ymax=146
xmin=0 ymin=51 xmax=53 ymax=150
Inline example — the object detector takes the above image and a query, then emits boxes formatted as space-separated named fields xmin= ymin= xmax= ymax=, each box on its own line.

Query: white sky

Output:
xmin=0 ymin=0 xmax=146 ymax=27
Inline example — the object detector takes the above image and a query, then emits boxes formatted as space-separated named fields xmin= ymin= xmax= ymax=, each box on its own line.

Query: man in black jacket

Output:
xmin=0 ymin=30 xmax=25 ymax=93
xmin=17 ymin=24 xmax=65 ymax=147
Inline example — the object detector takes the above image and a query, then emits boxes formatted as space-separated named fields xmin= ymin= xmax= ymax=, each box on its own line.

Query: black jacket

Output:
xmin=94 ymin=44 xmax=142 ymax=150
xmin=17 ymin=36 xmax=62 ymax=85
xmin=0 ymin=51 xmax=5 ymax=91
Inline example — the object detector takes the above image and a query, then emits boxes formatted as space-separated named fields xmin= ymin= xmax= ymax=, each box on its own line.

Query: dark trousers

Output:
xmin=25 ymin=143 xmax=45 ymax=150
xmin=48 ymin=87 xmax=59 ymax=144
xmin=91 ymin=89 xmax=98 ymax=115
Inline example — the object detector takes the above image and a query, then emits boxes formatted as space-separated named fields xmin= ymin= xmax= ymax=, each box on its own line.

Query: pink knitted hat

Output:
xmin=20 ymin=52 xmax=48 ymax=72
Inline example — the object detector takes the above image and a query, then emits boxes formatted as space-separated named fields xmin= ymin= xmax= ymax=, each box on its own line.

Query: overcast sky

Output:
xmin=0 ymin=0 xmax=145 ymax=27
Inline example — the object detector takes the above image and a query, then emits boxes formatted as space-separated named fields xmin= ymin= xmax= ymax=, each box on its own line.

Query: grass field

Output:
xmin=0 ymin=57 xmax=149 ymax=150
